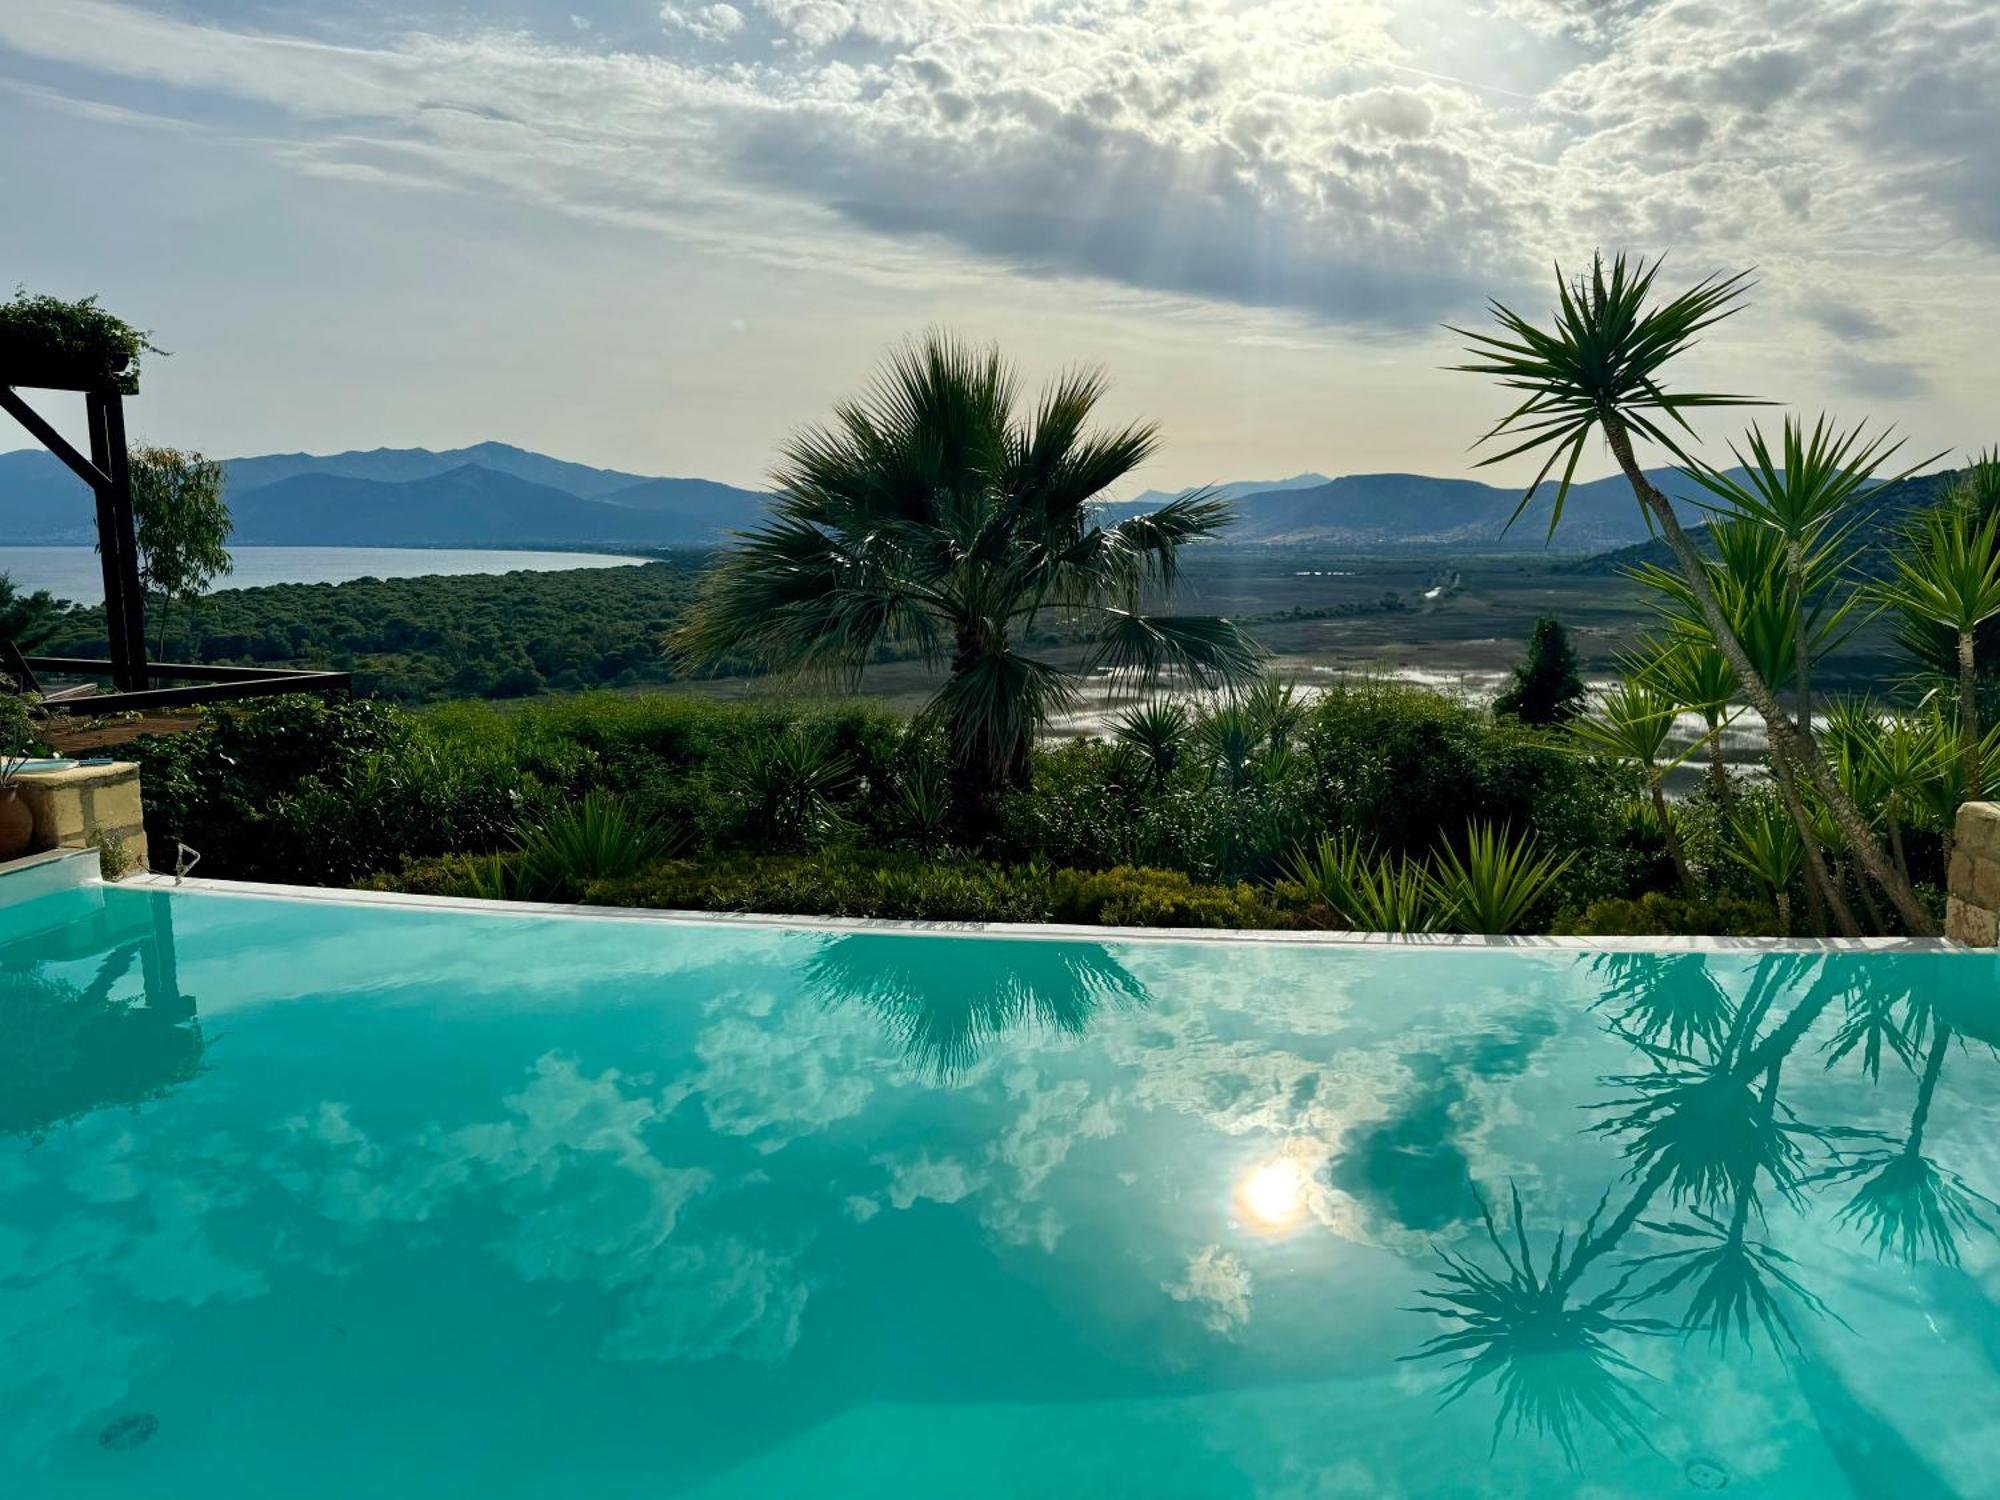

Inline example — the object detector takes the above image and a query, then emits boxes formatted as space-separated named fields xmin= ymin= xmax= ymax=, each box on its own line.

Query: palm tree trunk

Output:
xmin=1959 ymin=628 xmax=1981 ymax=796
xmin=1651 ymin=777 xmax=1696 ymax=897
xmin=1767 ymin=731 xmax=1860 ymax=938
xmin=1789 ymin=540 xmax=1811 ymax=736
xmin=1776 ymin=889 xmax=1792 ymax=936
xmin=1705 ymin=713 xmax=1734 ymax=812
xmin=1888 ymin=813 xmax=1912 ymax=889
xmin=1601 ymin=417 xmax=1935 ymax=935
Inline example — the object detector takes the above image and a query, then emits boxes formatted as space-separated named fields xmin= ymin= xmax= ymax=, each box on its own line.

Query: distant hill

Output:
xmin=1099 ymin=468 xmax=1719 ymax=552
xmin=0 ymin=441 xmax=769 ymax=547
xmin=1123 ymin=472 xmax=1332 ymax=508
xmin=1564 ymin=468 xmax=1962 ymax=576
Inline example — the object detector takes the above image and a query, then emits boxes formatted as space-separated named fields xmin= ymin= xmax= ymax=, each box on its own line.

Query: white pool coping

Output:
xmin=110 ymin=872 xmax=1978 ymax=955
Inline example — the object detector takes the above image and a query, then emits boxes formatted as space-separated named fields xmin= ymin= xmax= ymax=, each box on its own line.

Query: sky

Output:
xmin=1 ymin=0 xmax=1996 ymax=493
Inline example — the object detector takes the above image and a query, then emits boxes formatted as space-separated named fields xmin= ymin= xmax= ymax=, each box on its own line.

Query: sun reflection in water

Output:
xmin=1237 ymin=1157 xmax=1307 ymax=1230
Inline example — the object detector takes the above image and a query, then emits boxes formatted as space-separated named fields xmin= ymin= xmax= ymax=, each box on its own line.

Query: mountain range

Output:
xmin=0 ymin=441 xmax=770 ymax=549
xmin=1 ymin=439 xmax=1723 ymax=553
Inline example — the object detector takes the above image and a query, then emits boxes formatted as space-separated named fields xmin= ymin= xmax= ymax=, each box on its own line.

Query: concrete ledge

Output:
xmin=0 ymin=846 xmax=103 ymax=900
xmin=10 ymin=761 xmax=149 ymax=876
xmin=1948 ymin=802 xmax=2000 ymax=945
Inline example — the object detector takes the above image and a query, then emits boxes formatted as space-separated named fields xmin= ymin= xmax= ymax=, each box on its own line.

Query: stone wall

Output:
xmin=11 ymin=761 xmax=149 ymax=877
xmin=1946 ymin=800 xmax=2000 ymax=946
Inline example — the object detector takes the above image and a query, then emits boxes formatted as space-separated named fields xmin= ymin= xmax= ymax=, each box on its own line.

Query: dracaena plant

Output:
xmin=1453 ymin=254 xmax=1935 ymax=935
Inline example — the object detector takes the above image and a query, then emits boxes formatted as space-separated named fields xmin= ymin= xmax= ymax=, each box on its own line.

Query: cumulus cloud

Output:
xmin=0 ymin=0 xmax=1993 ymax=405
xmin=1163 ymin=1244 xmax=1253 ymax=1334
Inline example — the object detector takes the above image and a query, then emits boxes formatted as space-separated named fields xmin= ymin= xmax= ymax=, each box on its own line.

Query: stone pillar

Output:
xmin=10 ymin=761 xmax=149 ymax=877
xmin=1946 ymin=801 xmax=2000 ymax=945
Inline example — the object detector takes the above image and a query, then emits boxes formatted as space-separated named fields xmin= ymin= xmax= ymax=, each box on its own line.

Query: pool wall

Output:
xmin=117 ymin=871 xmax=1967 ymax=955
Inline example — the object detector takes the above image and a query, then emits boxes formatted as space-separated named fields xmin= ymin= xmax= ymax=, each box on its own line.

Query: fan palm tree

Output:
xmin=1875 ymin=505 xmax=2000 ymax=793
xmin=672 ymin=333 xmax=1264 ymax=813
xmin=1452 ymin=254 xmax=1935 ymax=934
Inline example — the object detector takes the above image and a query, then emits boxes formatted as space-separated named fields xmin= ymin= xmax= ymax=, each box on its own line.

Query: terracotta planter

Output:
xmin=0 ymin=786 xmax=32 ymax=862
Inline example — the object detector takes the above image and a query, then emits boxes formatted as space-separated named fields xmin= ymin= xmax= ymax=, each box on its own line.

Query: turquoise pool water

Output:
xmin=5 ymin=885 xmax=2000 ymax=1497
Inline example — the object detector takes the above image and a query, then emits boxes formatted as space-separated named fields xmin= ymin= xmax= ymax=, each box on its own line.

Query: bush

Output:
xmin=129 ymin=695 xmax=521 ymax=884
xmin=0 ymin=288 xmax=158 ymax=391
xmin=1551 ymin=892 xmax=1783 ymax=937
xmin=582 ymin=851 xmax=1062 ymax=922
xmin=1052 ymin=866 xmax=1284 ymax=928
xmin=0 ymin=684 xmax=46 ymax=757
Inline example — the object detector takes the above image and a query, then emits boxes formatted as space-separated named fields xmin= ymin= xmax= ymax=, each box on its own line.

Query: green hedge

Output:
xmin=372 ymin=848 xmax=1292 ymax=929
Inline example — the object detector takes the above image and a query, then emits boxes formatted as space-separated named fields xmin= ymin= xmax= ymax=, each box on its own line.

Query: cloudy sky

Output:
xmin=1 ymin=0 xmax=1994 ymax=491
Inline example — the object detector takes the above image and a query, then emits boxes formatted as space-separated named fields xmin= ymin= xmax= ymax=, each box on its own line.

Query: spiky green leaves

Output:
xmin=1452 ymin=253 xmax=1764 ymax=535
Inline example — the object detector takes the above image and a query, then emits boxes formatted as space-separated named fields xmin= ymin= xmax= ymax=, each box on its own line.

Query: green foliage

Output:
xmin=1431 ymin=821 xmax=1578 ymax=935
xmin=571 ymin=849 xmax=1284 ymax=928
xmin=1495 ymin=617 xmax=1586 ymax=726
xmin=728 ymin=723 xmax=856 ymax=849
xmin=129 ymin=445 xmax=232 ymax=654
xmin=127 ymin=695 xmax=521 ymax=885
xmin=671 ymin=331 xmax=1262 ymax=800
xmin=592 ymin=850 xmax=1064 ymax=922
xmin=1452 ymin=253 xmax=1762 ymax=530
xmin=0 ymin=681 xmax=45 ymax=757
xmin=40 ymin=560 xmax=708 ymax=703
xmin=1112 ymin=699 xmax=1192 ymax=787
xmin=1727 ymin=801 xmax=1805 ymax=933
xmin=0 ymin=287 xmax=159 ymax=391
xmin=1552 ymin=893 xmax=1783 ymax=938
xmin=513 ymin=792 xmax=679 ymax=901
xmin=0 ymin=574 xmax=71 ymax=652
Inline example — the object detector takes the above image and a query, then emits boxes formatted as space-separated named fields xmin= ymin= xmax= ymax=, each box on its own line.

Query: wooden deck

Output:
xmin=43 ymin=711 xmax=205 ymax=756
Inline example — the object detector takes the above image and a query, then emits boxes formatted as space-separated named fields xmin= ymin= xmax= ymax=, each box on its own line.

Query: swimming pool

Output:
xmin=5 ymin=878 xmax=1999 ymax=1497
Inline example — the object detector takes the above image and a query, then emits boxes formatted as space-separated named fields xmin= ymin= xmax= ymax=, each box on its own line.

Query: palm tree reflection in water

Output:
xmin=1407 ymin=949 xmax=1997 ymax=1465
xmin=801 ymin=933 xmax=1149 ymax=1077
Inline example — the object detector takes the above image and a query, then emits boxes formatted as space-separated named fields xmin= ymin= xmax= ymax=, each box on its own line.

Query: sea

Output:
xmin=0 ymin=546 xmax=647 ymax=601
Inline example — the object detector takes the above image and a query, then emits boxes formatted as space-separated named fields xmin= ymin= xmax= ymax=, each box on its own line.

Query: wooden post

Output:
xmin=84 ymin=386 xmax=147 ymax=690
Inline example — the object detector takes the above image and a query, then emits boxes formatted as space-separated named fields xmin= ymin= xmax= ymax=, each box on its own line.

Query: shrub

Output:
xmin=130 ymin=695 xmax=521 ymax=884
xmin=1551 ymin=892 xmax=1783 ymax=937
xmin=0 ymin=683 xmax=45 ymax=757
xmin=0 ymin=288 xmax=159 ymax=391
xmin=1051 ymin=865 xmax=1283 ymax=928
xmin=583 ymin=851 xmax=1059 ymax=922
xmin=515 ymin=792 xmax=680 ymax=901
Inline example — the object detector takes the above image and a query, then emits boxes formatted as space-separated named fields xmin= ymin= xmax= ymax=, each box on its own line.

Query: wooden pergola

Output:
xmin=1 ymin=369 xmax=349 ymax=712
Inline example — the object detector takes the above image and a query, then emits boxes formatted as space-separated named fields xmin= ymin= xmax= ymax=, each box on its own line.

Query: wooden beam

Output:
xmin=0 ymin=386 xmax=112 ymax=490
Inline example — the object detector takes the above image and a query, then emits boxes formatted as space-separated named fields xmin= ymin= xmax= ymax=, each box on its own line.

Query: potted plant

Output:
xmin=0 ymin=753 xmax=33 ymax=862
xmin=0 ymin=288 xmax=159 ymax=394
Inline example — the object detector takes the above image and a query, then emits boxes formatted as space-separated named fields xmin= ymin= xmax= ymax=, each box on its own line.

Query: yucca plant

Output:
xmin=515 ymin=792 xmax=676 ymax=901
xmin=671 ymin=332 xmax=1263 ymax=814
xmin=1568 ymin=680 xmax=1698 ymax=894
xmin=1111 ymin=699 xmax=1193 ymax=789
xmin=1430 ymin=821 xmax=1578 ymax=935
xmin=1728 ymin=800 xmax=1804 ymax=934
xmin=1628 ymin=634 xmax=1738 ymax=810
xmin=1283 ymin=831 xmax=1441 ymax=933
xmin=1454 ymin=254 xmax=1933 ymax=934
xmin=1196 ymin=701 xmax=1266 ymax=792
xmin=1876 ymin=505 xmax=2000 ymax=792
xmin=1682 ymin=416 xmax=1915 ymax=733
xmin=1866 ymin=711 xmax=1947 ymax=887
xmin=731 ymin=723 xmax=856 ymax=848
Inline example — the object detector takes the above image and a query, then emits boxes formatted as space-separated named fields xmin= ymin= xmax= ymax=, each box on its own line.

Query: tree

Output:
xmin=1452 ymin=253 xmax=1936 ymax=934
xmin=1494 ymin=616 xmax=1586 ymax=726
xmin=671 ymin=333 xmax=1264 ymax=811
xmin=1876 ymin=505 xmax=2000 ymax=793
xmin=129 ymin=445 xmax=232 ymax=656
xmin=0 ymin=574 xmax=70 ymax=651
